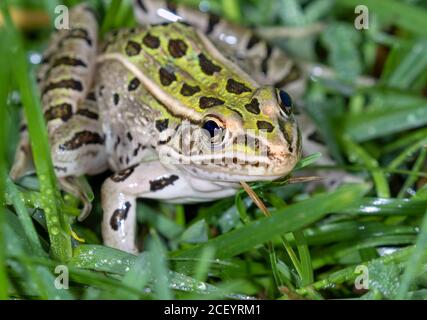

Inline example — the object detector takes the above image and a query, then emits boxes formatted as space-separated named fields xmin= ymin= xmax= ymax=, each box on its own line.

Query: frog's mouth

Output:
xmin=159 ymin=146 xmax=298 ymax=182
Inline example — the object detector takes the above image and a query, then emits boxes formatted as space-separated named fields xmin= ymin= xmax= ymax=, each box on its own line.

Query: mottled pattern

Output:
xmin=159 ymin=67 xmax=177 ymax=86
xmin=44 ymin=103 xmax=73 ymax=122
xmin=42 ymin=79 xmax=83 ymax=96
xmin=198 ymin=53 xmax=222 ymax=75
xmin=168 ymin=39 xmax=188 ymax=58
xmin=199 ymin=96 xmax=225 ymax=109
xmin=110 ymin=164 xmax=138 ymax=182
xmin=226 ymin=78 xmax=251 ymax=94
xmin=128 ymin=77 xmax=141 ymax=91
xmin=244 ymin=99 xmax=260 ymax=114
xmin=143 ymin=32 xmax=160 ymax=49
xmin=257 ymin=120 xmax=274 ymax=132
xmin=149 ymin=175 xmax=179 ymax=191
xmin=125 ymin=40 xmax=141 ymax=56
xmin=155 ymin=119 xmax=169 ymax=132
xmin=110 ymin=201 xmax=131 ymax=231
xmin=59 ymin=131 xmax=104 ymax=151
xmin=180 ymin=83 xmax=201 ymax=96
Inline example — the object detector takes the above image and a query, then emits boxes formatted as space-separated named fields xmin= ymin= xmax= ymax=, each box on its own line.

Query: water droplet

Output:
xmin=197 ymin=282 xmax=207 ymax=291
xmin=51 ymin=227 xmax=59 ymax=235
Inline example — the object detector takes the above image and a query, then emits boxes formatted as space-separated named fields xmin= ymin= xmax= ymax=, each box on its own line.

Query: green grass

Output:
xmin=1 ymin=0 xmax=427 ymax=300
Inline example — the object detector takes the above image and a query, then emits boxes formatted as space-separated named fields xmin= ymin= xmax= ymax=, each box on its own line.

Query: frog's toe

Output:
xmin=78 ymin=198 xmax=93 ymax=221
xmin=59 ymin=176 xmax=94 ymax=221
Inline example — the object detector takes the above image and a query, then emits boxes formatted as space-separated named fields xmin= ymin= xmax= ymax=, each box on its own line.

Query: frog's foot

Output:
xmin=59 ymin=176 xmax=93 ymax=221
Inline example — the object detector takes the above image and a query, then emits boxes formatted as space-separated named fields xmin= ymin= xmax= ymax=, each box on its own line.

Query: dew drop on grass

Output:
xmin=196 ymin=282 xmax=207 ymax=291
xmin=51 ymin=227 xmax=59 ymax=235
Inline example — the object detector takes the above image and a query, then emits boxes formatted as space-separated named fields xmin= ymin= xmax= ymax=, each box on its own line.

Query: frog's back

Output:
xmin=96 ymin=22 xmax=271 ymax=171
xmin=100 ymin=22 xmax=259 ymax=121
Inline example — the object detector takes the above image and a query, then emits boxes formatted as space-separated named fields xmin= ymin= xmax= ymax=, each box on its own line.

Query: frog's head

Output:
xmin=160 ymin=87 xmax=301 ymax=182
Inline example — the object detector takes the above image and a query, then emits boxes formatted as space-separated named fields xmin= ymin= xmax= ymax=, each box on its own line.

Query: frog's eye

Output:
xmin=202 ymin=120 xmax=223 ymax=138
xmin=278 ymin=90 xmax=293 ymax=116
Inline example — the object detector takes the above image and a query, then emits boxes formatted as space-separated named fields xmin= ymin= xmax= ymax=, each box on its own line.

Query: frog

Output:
xmin=11 ymin=0 xmax=304 ymax=254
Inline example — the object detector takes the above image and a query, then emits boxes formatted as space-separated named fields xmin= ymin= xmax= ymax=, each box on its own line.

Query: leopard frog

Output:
xmin=12 ymin=1 xmax=302 ymax=253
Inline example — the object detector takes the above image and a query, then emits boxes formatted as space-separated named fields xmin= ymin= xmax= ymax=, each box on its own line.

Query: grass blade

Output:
xmin=173 ymin=184 xmax=368 ymax=264
xmin=1 ymin=2 xmax=71 ymax=261
xmin=397 ymin=209 xmax=427 ymax=299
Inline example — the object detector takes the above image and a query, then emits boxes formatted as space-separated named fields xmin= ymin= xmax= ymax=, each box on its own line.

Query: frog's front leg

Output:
xmin=101 ymin=161 xmax=185 ymax=253
xmin=101 ymin=160 xmax=238 ymax=253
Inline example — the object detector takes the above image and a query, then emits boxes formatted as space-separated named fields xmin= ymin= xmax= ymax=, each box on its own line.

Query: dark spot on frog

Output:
xmin=199 ymin=96 xmax=225 ymax=109
xmin=143 ymin=32 xmax=160 ymax=49
xmin=158 ymin=136 xmax=172 ymax=145
xmin=226 ymin=78 xmax=251 ymax=95
xmin=244 ymin=98 xmax=260 ymax=114
xmin=149 ymin=175 xmax=179 ymax=191
xmin=128 ymin=77 xmax=140 ymax=91
xmin=125 ymin=40 xmax=141 ymax=56
xmin=261 ymin=44 xmax=273 ymax=75
xmin=155 ymin=119 xmax=169 ymax=132
xmin=114 ymin=136 xmax=121 ymax=150
xmin=180 ymin=83 xmax=201 ymax=96
xmin=168 ymin=39 xmax=188 ymax=58
xmin=246 ymin=34 xmax=261 ymax=50
xmin=86 ymin=91 xmax=96 ymax=101
xmin=46 ymin=57 xmax=87 ymax=78
xmin=44 ymin=103 xmax=73 ymax=122
xmin=54 ymin=166 xmax=67 ymax=173
xmin=257 ymin=120 xmax=274 ymax=133
xmin=126 ymin=156 xmax=130 ymax=165
xmin=159 ymin=67 xmax=176 ymax=86
xmin=198 ymin=53 xmax=221 ymax=75
xmin=113 ymin=93 xmax=120 ymax=106
xmin=59 ymin=131 xmax=104 ymax=151
xmin=136 ymin=0 xmax=147 ymax=12
xmin=61 ymin=28 xmax=92 ymax=47
xmin=206 ymin=13 xmax=220 ymax=34
xmin=42 ymin=78 xmax=83 ymax=96
xmin=52 ymin=56 xmax=87 ymax=69
xmin=133 ymin=144 xmax=144 ymax=156
xmin=110 ymin=202 xmax=131 ymax=231
xmin=76 ymin=108 xmax=99 ymax=120
xmin=127 ymin=132 xmax=133 ymax=141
